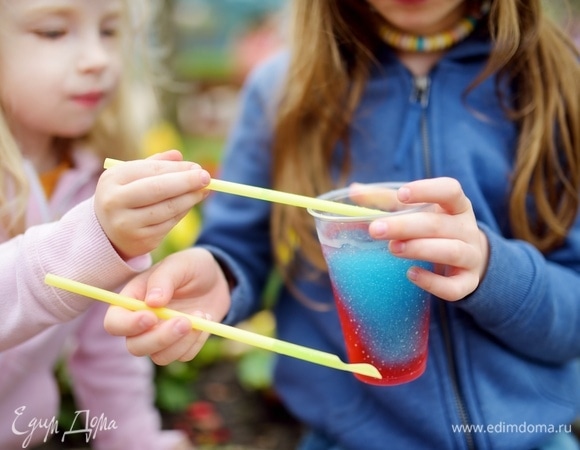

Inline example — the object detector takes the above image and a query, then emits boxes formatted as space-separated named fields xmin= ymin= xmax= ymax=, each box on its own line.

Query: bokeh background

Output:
xmin=46 ymin=1 xmax=580 ymax=449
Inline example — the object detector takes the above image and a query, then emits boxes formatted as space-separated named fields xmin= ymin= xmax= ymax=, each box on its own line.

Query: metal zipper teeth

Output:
xmin=413 ymin=75 xmax=475 ymax=450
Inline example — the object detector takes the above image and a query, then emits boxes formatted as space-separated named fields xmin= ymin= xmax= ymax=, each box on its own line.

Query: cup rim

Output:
xmin=307 ymin=182 xmax=430 ymax=222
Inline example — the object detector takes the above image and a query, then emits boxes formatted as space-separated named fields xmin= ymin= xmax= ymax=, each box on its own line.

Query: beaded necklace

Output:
xmin=378 ymin=1 xmax=490 ymax=53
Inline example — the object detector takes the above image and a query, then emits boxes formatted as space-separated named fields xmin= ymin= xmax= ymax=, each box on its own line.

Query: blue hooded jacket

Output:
xmin=196 ymin=30 xmax=580 ymax=450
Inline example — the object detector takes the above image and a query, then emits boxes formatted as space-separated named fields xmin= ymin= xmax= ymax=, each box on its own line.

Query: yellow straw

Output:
xmin=104 ymin=158 xmax=382 ymax=217
xmin=44 ymin=274 xmax=381 ymax=379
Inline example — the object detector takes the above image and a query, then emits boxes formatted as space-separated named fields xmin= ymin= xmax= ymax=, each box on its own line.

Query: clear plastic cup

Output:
xmin=308 ymin=182 xmax=432 ymax=386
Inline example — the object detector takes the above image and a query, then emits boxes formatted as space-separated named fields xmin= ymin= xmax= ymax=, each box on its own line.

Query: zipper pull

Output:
xmin=411 ymin=75 xmax=430 ymax=107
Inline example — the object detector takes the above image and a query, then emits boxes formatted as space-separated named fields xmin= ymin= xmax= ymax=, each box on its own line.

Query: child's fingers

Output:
xmin=139 ymin=251 xmax=200 ymax=308
xmin=115 ymin=169 xmax=210 ymax=208
xmin=407 ymin=265 xmax=479 ymax=302
xmin=111 ymin=191 xmax=202 ymax=236
xmin=370 ymin=210 xmax=474 ymax=242
xmin=389 ymin=237 xmax=480 ymax=271
xmin=106 ymin=157 xmax=202 ymax=186
xmin=348 ymin=182 xmax=400 ymax=211
xmin=176 ymin=330 xmax=211 ymax=362
xmin=146 ymin=149 xmax=185 ymax=162
xmin=130 ymin=185 xmax=208 ymax=220
xmin=150 ymin=328 xmax=211 ymax=366
xmin=117 ymin=273 xmax=149 ymax=303
xmin=124 ymin=317 xmax=200 ymax=362
xmin=104 ymin=306 xmax=158 ymax=337
xmin=398 ymin=178 xmax=472 ymax=215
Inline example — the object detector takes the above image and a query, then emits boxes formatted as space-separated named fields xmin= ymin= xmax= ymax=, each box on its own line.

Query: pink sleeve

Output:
xmin=0 ymin=197 xmax=151 ymax=350
xmin=66 ymin=303 xmax=189 ymax=450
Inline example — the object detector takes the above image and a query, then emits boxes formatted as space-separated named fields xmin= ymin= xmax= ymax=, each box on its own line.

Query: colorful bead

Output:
xmin=378 ymin=1 xmax=489 ymax=53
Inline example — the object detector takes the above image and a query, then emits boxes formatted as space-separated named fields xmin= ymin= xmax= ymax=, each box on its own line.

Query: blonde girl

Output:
xmin=0 ymin=0 xmax=206 ymax=448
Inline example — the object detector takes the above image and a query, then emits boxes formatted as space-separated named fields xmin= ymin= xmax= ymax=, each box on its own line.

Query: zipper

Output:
xmin=412 ymin=75 xmax=430 ymax=109
xmin=412 ymin=75 xmax=475 ymax=450
xmin=410 ymin=76 xmax=432 ymax=178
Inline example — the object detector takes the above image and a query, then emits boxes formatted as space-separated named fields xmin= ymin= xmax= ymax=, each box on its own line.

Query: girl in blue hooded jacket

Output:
xmin=105 ymin=0 xmax=580 ymax=448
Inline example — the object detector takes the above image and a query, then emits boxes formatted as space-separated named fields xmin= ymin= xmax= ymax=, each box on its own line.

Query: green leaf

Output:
xmin=236 ymin=350 xmax=273 ymax=391
xmin=156 ymin=376 xmax=195 ymax=413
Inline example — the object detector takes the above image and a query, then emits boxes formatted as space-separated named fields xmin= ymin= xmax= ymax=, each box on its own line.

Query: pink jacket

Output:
xmin=0 ymin=149 xmax=186 ymax=449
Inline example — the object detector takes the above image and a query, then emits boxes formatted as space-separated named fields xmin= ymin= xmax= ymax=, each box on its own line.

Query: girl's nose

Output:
xmin=77 ymin=34 xmax=113 ymax=73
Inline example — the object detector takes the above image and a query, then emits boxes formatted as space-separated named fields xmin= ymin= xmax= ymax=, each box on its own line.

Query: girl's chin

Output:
xmin=55 ymin=126 xmax=95 ymax=140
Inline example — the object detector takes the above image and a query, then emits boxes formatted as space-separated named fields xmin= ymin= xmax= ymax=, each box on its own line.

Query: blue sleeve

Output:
xmin=196 ymin=53 xmax=289 ymax=325
xmin=455 ymin=219 xmax=580 ymax=363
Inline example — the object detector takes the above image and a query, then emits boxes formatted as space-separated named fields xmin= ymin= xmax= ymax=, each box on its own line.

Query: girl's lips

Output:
xmin=72 ymin=92 xmax=105 ymax=107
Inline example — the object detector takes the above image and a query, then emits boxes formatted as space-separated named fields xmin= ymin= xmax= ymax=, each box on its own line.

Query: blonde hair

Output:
xmin=0 ymin=0 xmax=162 ymax=236
xmin=271 ymin=0 xmax=580 ymax=280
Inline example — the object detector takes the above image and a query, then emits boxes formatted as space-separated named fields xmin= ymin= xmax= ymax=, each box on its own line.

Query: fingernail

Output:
xmin=407 ymin=267 xmax=419 ymax=281
xmin=139 ymin=315 xmax=156 ymax=329
xmin=390 ymin=241 xmax=405 ymax=253
xmin=370 ymin=221 xmax=388 ymax=237
xmin=190 ymin=163 xmax=201 ymax=170
xmin=199 ymin=170 xmax=210 ymax=186
xmin=398 ymin=187 xmax=411 ymax=202
xmin=146 ymin=288 xmax=163 ymax=301
xmin=173 ymin=319 xmax=190 ymax=336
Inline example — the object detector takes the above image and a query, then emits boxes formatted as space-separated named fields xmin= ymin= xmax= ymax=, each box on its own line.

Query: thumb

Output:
xmin=141 ymin=255 xmax=192 ymax=308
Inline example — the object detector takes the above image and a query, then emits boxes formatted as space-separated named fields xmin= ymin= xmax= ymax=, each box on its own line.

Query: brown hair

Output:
xmin=270 ymin=0 xmax=580 ymax=282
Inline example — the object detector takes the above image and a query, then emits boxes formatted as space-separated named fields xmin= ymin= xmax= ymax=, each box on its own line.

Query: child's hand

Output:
xmin=104 ymin=248 xmax=232 ymax=365
xmin=368 ymin=177 xmax=489 ymax=302
xmin=94 ymin=150 xmax=210 ymax=259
